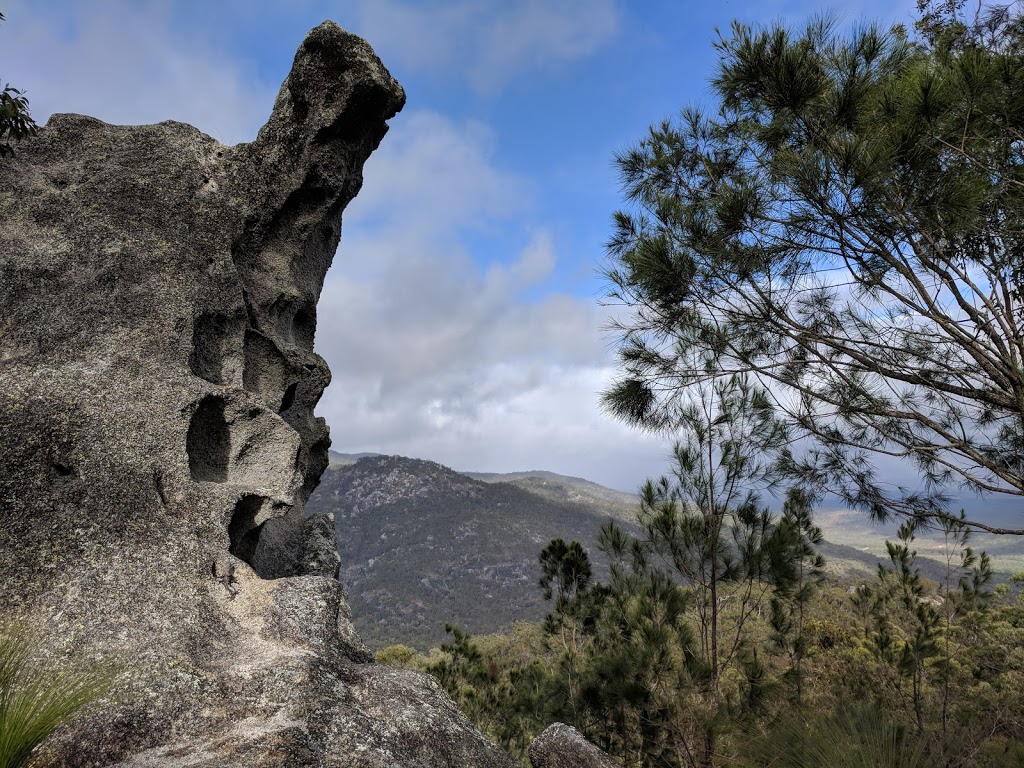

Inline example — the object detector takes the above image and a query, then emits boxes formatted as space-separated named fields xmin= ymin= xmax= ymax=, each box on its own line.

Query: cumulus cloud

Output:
xmin=343 ymin=110 xmax=528 ymax=239
xmin=350 ymin=0 xmax=619 ymax=93
xmin=0 ymin=0 xmax=275 ymax=144
xmin=318 ymin=231 xmax=604 ymax=404
xmin=317 ymin=108 xmax=667 ymax=489
xmin=319 ymin=360 xmax=669 ymax=492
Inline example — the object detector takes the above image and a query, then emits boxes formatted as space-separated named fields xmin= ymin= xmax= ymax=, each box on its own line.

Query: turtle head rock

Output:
xmin=0 ymin=22 xmax=518 ymax=767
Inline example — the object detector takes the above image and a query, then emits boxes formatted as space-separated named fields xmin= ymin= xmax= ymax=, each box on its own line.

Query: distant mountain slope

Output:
xmin=306 ymin=455 xmax=628 ymax=651
xmin=816 ymin=508 xmax=1024 ymax=576
xmin=466 ymin=470 xmax=638 ymax=523
xmin=328 ymin=449 xmax=381 ymax=467
xmin=307 ymin=455 xmax=1021 ymax=652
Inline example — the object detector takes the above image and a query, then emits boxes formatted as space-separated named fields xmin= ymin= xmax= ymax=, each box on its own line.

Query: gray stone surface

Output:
xmin=529 ymin=723 xmax=622 ymax=768
xmin=0 ymin=21 xmax=517 ymax=768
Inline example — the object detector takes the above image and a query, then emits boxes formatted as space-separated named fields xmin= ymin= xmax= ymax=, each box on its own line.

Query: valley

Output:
xmin=308 ymin=452 xmax=1024 ymax=651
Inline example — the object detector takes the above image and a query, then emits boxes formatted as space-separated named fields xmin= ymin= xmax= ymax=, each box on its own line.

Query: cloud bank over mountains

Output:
xmin=318 ymin=105 xmax=663 ymax=486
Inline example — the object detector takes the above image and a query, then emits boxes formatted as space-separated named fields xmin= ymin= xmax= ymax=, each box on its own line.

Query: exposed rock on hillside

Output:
xmin=529 ymin=724 xmax=623 ymax=768
xmin=0 ymin=22 xmax=517 ymax=767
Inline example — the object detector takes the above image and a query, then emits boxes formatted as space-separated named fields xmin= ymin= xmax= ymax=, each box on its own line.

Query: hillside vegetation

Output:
xmin=382 ymin=504 xmax=1024 ymax=767
xmin=308 ymin=454 xmax=1018 ymax=651
xmin=306 ymin=455 xmax=638 ymax=649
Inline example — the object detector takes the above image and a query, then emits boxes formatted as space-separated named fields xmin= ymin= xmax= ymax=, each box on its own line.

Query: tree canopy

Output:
xmin=603 ymin=4 xmax=1024 ymax=533
xmin=0 ymin=11 xmax=37 ymax=158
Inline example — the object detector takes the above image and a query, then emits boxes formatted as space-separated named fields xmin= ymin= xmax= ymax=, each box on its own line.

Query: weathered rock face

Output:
xmin=0 ymin=22 xmax=517 ymax=768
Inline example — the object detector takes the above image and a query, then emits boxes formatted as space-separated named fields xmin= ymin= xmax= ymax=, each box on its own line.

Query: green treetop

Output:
xmin=604 ymin=5 xmax=1024 ymax=533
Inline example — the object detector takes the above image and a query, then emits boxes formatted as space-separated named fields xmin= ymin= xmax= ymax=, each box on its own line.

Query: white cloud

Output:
xmin=350 ymin=0 xmax=619 ymax=93
xmin=343 ymin=110 xmax=528 ymax=239
xmin=470 ymin=0 xmax=618 ymax=91
xmin=316 ymin=107 xmax=665 ymax=490
xmin=316 ymin=223 xmax=611 ymax=425
xmin=318 ymin=358 xmax=670 ymax=492
xmin=0 ymin=1 xmax=275 ymax=144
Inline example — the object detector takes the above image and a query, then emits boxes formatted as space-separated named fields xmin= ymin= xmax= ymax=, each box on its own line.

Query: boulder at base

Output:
xmin=529 ymin=724 xmax=624 ymax=768
xmin=0 ymin=21 xmax=517 ymax=768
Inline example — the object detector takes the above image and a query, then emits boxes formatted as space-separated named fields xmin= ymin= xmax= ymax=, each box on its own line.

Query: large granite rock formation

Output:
xmin=0 ymin=22 xmax=519 ymax=767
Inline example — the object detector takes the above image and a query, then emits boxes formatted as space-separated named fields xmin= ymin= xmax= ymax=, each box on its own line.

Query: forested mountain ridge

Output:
xmin=467 ymin=469 xmax=640 ymax=519
xmin=306 ymin=454 xmax=634 ymax=649
xmin=327 ymin=451 xmax=638 ymax=516
xmin=306 ymin=454 xmax=1016 ymax=651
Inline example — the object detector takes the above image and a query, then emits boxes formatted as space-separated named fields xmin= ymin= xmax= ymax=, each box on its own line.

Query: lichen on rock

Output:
xmin=0 ymin=21 xmax=517 ymax=767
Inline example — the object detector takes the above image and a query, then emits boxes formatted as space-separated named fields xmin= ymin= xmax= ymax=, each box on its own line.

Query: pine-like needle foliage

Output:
xmin=604 ymin=6 xmax=1024 ymax=533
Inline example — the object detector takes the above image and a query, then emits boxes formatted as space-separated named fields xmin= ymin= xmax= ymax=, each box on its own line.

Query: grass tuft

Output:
xmin=0 ymin=623 xmax=115 ymax=768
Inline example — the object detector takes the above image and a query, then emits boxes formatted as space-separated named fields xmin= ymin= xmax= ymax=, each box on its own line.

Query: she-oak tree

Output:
xmin=603 ymin=4 xmax=1024 ymax=533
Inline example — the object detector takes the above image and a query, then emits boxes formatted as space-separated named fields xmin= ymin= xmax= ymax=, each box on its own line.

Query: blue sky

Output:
xmin=1 ymin=0 xmax=923 ymax=492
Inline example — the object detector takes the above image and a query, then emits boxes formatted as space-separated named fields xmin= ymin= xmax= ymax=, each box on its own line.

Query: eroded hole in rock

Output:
xmin=292 ymin=305 xmax=316 ymax=349
xmin=268 ymin=295 xmax=316 ymax=348
xmin=279 ymin=383 xmax=298 ymax=414
xmin=228 ymin=495 xmax=266 ymax=569
xmin=187 ymin=396 xmax=230 ymax=482
xmin=186 ymin=394 xmax=300 ymax=493
xmin=330 ymin=88 xmax=394 ymax=142
xmin=228 ymin=495 xmax=297 ymax=579
xmin=189 ymin=311 xmax=242 ymax=385
xmin=52 ymin=462 xmax=73 ymax=477
xmin=242 ymin=330 xmax=288 ymax=408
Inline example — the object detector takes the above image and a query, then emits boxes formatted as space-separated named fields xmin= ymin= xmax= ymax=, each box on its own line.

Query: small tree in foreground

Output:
xmin=0 ymin=12 xmax=38 ymax=158
xmin=768 ymin=488 xmax=826 ymax=707
xmin=557 ymin=374 xmax=823 ymax=767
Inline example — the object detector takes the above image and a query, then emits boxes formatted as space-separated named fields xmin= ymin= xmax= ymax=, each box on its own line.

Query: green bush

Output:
xmin=737 ymin=704 xmax=930 ymax=768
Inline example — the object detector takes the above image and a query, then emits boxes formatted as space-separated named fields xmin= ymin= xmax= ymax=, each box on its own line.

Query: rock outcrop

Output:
xmin=0 ymin=21 xmax=517 ymax=767
xmin=528 ymin=724 xmax=623 ymax=768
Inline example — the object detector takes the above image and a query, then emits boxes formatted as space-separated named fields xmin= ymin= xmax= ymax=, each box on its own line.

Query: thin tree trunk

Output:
xmin=705 ymin=510 xmax=720 ymax=768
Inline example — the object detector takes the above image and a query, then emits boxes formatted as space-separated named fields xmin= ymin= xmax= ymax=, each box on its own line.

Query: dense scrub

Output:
xmin=384 ymin=526 xmax=1024 ymax=767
